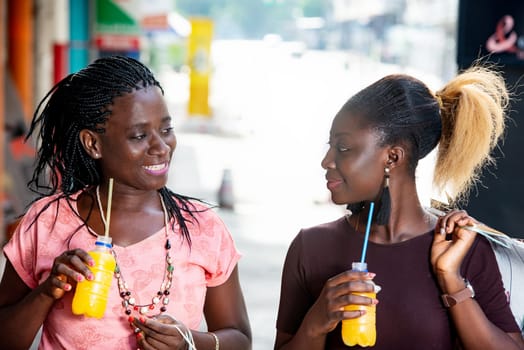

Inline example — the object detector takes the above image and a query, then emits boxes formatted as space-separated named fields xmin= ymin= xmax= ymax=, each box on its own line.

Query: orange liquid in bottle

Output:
xmin=72 ymin=248 xmax=116 ymax=319
xmin=341 ymin=291 xmax=377 ymax=347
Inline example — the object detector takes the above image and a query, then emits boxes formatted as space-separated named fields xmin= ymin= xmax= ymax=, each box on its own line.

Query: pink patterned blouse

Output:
xmin=4 ymin=192 xmax=241 ymax=349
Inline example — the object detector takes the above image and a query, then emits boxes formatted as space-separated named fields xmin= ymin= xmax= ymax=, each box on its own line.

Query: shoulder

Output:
xmin=186 ymin=199 xmax=213 ymax=213
xmin=172 ymin=198 xmax=232 ymax=238
xmin=287 ymin=216 xmax=349 ymax=255
xmin=296 ymin=216 xmax=349 ymax=242
xmin=466 ymin=235 xmax=496 ymax=261
xmin=24 ymin=192 xmax=77 ymax=219
xmin=462 ymin=235 xmax=501 ymax=284
xmin=181 ymin=199 xmax=222 ymax=223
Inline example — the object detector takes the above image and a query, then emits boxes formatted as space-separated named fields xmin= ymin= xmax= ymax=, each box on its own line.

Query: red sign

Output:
xmin=94 ymin=34 xmax=140 ymax=51
xmin=141 ymin=14 xmax=169 ymax=30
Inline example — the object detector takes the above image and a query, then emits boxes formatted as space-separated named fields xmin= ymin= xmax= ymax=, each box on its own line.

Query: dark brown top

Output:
xmin=276 ymin=216 xmax=520 ymax=349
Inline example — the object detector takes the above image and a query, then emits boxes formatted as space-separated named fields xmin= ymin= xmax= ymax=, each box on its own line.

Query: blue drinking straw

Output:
xmin=360 ymin=202 xmax=375 ymax=264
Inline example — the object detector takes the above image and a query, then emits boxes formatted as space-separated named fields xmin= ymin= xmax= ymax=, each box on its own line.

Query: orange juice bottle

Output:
xmin=341 ymin=262 xmax=380 ymax=347
xmin=72 ymin=236 xmax=116 ymax=318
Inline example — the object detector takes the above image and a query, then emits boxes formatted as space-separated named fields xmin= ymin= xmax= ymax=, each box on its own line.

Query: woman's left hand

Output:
xmin=132 ymin=314 xmax=192 ymax=350
xmin=431 ymin=209 xmax=479 ymax=278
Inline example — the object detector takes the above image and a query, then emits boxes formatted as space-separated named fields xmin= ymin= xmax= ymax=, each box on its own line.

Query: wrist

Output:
xmin=436 ymin=273 xmax=465 ymax=294
xmin=441 ymin=279 xmax=475 ymax=308
xmin=302 ymin=320 xmax=328 ymax=342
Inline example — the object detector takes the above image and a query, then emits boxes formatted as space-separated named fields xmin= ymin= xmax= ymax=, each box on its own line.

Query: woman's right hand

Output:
xmin=43 ymin=249 xmax=95 ymax=299
xmin=301 ymin=269 xmax=377 ymax=338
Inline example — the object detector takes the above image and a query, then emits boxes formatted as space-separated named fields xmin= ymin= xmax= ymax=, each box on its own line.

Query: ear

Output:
xmin=79 ymin=129 xmax=102 ymax=159
xmin=385 ymin=146 xmax=405 ymax=169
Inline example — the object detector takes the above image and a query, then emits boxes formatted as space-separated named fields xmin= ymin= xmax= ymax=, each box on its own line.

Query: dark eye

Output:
xmin=162 ymin=126 xmax=174 ymax=135
xmin=328 ymin=141 xmax=350 ymax=152
xmin=131 ymin=134 xmax=146 ymax=140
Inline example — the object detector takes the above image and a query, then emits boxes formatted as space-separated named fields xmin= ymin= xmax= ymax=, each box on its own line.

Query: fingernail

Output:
xmin=64 ymin=284 xmax=71 ymax=291
xmin=440 ymin=227 xmax=445 ymax=235
xmin=76 ymin=274 xmax=84 ymax=282
xmin=128 ymin=316 xmax=135 ymax=323
xmin=139 ymin=316 xmax=146 ymax=323
xmin=87 ymin=273 xmax=94 ymax=281
xmin=89 ymin=259 xmax=95 ymax=267
xmin=372 ymin=298 xmax=379 ymax=305
xmin=366 ymin=272 xmax=376 ymax=278
xmin=136 ymin=332 xmax=143 ymax=340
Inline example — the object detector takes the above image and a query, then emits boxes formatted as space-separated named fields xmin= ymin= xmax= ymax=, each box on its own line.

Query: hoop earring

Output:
xmin=375 ymin=167 xmax=390 ymax=225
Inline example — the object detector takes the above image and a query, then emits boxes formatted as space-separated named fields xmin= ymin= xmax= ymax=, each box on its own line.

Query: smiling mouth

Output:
xmin=143 ymin=162 xmax=169 ymax=174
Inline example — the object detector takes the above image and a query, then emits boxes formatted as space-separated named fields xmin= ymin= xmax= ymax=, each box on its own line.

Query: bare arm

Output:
xmin=134 ymin=265 xmax=252 ymax=350
xmin=0 ymin=247 xmax=95 ymax=350
xmin=439 ymin=273 xmax=523 ymax=349
xmin=201 ymin=265 xmax=252 ymax=349
xmin=0 ymin=259 xmax=55 ymax=350
xmin=274 ymin=323 xmax=327 ymax=350
xmin=432 ymin=211 xmax=524 ymax=349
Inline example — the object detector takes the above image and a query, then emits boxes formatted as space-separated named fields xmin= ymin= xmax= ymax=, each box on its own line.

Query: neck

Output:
xmin=95 ymin=185 xmax=169 ymax=236
xmin=96 ymin=185 xmax=163 ymax=213
xmin=354 ymin=184 xmax=437 ymax=244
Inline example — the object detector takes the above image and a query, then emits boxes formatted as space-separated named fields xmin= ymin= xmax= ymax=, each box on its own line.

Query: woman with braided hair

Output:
xmin=0 ymin=56 xmax=251 ymax=349
xmin=275 ymin=65 xmax=524 ymax=349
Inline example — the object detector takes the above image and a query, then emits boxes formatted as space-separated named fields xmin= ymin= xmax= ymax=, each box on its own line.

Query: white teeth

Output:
xmin=144 ymin=163 xmax=166 ymax=171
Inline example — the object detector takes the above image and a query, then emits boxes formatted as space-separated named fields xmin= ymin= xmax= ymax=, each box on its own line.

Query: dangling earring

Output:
xmin=375 ymin=167 xmax=391 ymax=225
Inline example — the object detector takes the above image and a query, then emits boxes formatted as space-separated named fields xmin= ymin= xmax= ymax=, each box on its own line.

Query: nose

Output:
xmin=149 ymin=132 xmax=172 ymax=156
xmin=321 ymin=148 xmax=336 ymax=170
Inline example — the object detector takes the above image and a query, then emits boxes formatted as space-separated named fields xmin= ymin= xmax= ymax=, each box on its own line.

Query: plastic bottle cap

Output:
xmin=352 ymin=262 xmax=368 ymax=272
xmin=95 ymin=236 xmax=113 ymax=248
xmin=351 ymin=261 xmax=381 ymax=293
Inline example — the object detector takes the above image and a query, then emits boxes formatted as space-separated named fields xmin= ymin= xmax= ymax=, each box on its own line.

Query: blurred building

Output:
xmin=0 ymin=0 xmax=187 ymax=242
xmin=330 ymin=0 xmax=458 ymax=81
xmin=2 ymin=0 xmax=523 ymax=238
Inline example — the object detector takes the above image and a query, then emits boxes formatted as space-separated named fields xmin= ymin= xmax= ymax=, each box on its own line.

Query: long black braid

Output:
xmin=25 ymin=55 xmax=203 ymax=245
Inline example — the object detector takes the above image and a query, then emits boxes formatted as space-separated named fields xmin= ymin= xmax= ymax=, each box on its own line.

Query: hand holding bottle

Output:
xmin=341 ymin=262 xmax=381 ymax=347
xmin=298 ymin=269 xmax=377 ymax=340
xmin=42 ymin=248 xmax=95 ymax=300
xmin=72 ymin=236 xmax=116 ymax=318
xmin=341 ymin=202 xmax=380 ymax=347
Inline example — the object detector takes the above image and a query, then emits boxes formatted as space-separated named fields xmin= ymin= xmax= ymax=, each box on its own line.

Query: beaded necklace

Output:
xmin=95 ymin=186 xmax=174 ymax=316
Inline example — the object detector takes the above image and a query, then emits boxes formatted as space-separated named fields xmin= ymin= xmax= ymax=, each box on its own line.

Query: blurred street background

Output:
xmin=2 ymin=1 xmax=524 ymax=349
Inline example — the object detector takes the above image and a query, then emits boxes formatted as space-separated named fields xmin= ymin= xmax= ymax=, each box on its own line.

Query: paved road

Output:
xmin=170 ymin=131 xmax=344 ymax=350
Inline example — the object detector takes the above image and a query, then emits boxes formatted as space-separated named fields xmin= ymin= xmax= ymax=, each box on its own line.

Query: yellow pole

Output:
xmin=187 ymin=18 xmax=213 ymax=117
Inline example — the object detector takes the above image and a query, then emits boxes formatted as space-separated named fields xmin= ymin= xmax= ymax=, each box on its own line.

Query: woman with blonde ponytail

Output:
xmin=435 ymin=66 xmax=508 ymax=203
xmin=275 ymin=66 xmax=524 ymax=349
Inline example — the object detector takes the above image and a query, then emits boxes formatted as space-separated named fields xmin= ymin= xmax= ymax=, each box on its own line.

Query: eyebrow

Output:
xmin=126 ymin=116 xmax=172 ymax=131
xmin=332 ymin=131 xmax=353 ymax=137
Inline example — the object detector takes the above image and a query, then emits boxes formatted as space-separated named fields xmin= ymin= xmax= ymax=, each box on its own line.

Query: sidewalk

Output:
xmin=170 ymin=130 xmax=344 ymax=350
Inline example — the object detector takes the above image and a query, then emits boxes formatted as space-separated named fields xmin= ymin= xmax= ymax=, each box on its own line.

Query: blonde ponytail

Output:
xmin=434 ymin=65 xmax=509 ymax=204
